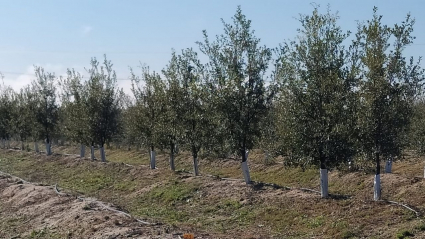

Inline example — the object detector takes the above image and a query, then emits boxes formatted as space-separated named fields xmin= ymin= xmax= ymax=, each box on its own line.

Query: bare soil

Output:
xmin=0 ymin=174 xmax=207 ymax=239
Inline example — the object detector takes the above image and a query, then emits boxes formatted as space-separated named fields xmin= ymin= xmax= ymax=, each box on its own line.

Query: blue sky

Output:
xmin=1 ymin=0 xmax=425 ymax=93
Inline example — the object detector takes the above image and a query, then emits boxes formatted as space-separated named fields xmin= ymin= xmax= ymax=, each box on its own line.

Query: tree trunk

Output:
xmin=385 ymin=156 xmax=392 ymax=173
xmin=241 ymin=150 xmax=252 ymax=184
xmin=6 ymin=139 xmax=10 ymax=149
xmin=374 ymin=152 xmax=381 ymax=201
xmin=2 ymin=139 xmax=5 ymax=149
xmin=320 ymin=168 xmax=329 ymax=198
xmin=320 ymin=155 xmax=328 ymax=198
xmin=90 ymin=142 xmax=95 ymax=160
xmin=46 ymin=138 xmax=51 ymax=156
xmin=423 ymin=165 xmax=425 ymax=178
xmin=264 ymin=150 xmax=270 ymax=165
xmin=100 ymin=145 xmax=106 ymax=162
xmin=21 ymin=141 xmax=25 ymax=151
xmin=170 ymin=143 xmax=175 ymax=171
xmin=150 ymin=146 xmax=156 ymax=169
xmin=80 ymin=144 xmax=86 ymax=158
xmin=34 ymin=142 xmax=39 ymax=153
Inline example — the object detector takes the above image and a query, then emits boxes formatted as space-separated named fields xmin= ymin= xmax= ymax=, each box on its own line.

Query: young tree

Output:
xmin=168 ymin=48 xmax=211 ymax=175
xmin=409 ymin=100 xmax=425 ymax=155
xmin=356 ymin=8 xmax=424 ymax=200
xmin=162 ymin=51 xmax=185 ymax=171
xmin=0 ymin=82 xmax=14 ymax=149
xmin=131 ymin=65 xmax=167 ymax=169
xmin=277 ymin=6 xmax=359 ymax=197
xmin=85 ymin=56 xmax=122 ymax=162
xmin=33 ymin=67 xmax=59 ymax=155
xmin=59 ymin=69 xmax=91 ymax=157
xmin=198 ymin=6 xmax=273 ymax=184
xmin=119 ymin=94 xmax=138 ymax=151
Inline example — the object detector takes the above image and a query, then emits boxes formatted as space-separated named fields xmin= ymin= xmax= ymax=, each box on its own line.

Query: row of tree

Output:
xmin=0 ymin=6 xmax=424 ymax=200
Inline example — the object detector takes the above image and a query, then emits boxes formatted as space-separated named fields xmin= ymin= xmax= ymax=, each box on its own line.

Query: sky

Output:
xmin=1 ymin=0 xmax=425 ymax=94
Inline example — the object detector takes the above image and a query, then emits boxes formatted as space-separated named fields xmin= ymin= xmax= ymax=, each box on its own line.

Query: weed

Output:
xmin=396 ymin=230 xmax=414 ymax=239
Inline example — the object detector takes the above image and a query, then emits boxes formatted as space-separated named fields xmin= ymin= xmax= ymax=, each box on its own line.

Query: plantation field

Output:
xmin=1 ymin=145 xmax=425 ymax=238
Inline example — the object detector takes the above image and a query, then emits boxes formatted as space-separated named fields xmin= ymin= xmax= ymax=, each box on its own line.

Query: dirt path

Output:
xmin=0 ymin=174 xmax=204 ymax=239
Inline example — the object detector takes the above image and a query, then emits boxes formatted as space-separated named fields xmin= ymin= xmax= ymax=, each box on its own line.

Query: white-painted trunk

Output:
xmin=34 ymin=142 xmax=39 ymax=152
xmin=90 ymin=146 xmax=95 ymax=160
xmin=264 ymin=150 xmax=270 ymax=164
xmin=242 ymin=151 xmax=251 ymax=184
xmin=374 ymin=174 xmax=381 ymax=201
xmin=385 ymin=159 xmax=392 ymax=173
xmin=46 ymin=142 xmax=51 ymax=155
xmin=100 ymin=146 xmax=106 ymax=162
xmin=170 ymin=152 xmax=175 ymax=171
xmin=80 ymin=144 xmax=86 ymax=158
xmin=150 ymin=150 xmax=156 ymax=169
xmin=193 ymin=157 xmax=199 ymax=176
xmin=320 ymin=168 xmax=329 ymax=198
xmin=241 ymin=160 xmax=251 ymax=184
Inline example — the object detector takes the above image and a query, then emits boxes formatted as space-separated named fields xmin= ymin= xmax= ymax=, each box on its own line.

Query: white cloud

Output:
xmin=2 ymin=64 xmax=66 ymax=92
xmin=82 ymin=26 xmax=93 ymax=36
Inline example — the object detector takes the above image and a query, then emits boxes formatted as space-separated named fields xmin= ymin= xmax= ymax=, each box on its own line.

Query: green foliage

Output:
xmin=33 ymin=66 xmax=59 ymax=144
xmin=0 ymin=81 xmax=15 ymax=141
xmin=131 ymin=65 xmax=167 ymax=150
xmin=408 ymin=100 xmax=425 ymax=154
xmin=59 ymin=69 xmax=91 ymax=145
xmin=276 ymin=6 xmax=359 ymax=169
xmin=198 ymin=6 xmax=273 ymax=161
xmin=85 ymin=56 xmax=123 ymax=147
xmin=396 ymin=229 xmax=414 ymax=239
xmin=356 ymin=7 xmax=424 ymax=173
xmin=164 ymin=49 xmax=212 ymax=159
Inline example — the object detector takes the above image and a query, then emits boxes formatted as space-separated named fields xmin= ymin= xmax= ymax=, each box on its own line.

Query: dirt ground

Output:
xmin=2 ymin=148 xmax=425 ymax=238
xmin=0 ymin=174 xmax=208 ymax=239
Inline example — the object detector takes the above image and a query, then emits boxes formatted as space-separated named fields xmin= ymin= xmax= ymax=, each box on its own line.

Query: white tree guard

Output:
xmin=374 ymin=174 xmax=381 ymax=201
xmin=423 ymin=166 xmax=425 ymax=178
xmin=34 ymin=142 xmax=39 ymax=153
xmin=193 ymin=157 xmax=199 ymax=176
xmin=80 ymin=144 xmax=86 ymax=158
xmin=100 ymin=146 xmax=106 ymax=162
xmin=320 ymin=168 xmax=329 ymax=198
xmin=46 ymin=142 xmax=51 ymax=155
xmin=264 ymin=150 xmax=270 ymax=164
xmin=241 ymin=150 xmax=251 ymax=184
xmin=241 ymin=161 xmax=251 ymax=184
xmin=385 ymin=159 xmax=392 ymax=173
xmin=150 ymin=150 xmax=156 ymax=169
xmin=90 ymin=146 xmax=95 ymax=160
xmin=170 ymin=153 xmax=175 ymax=171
